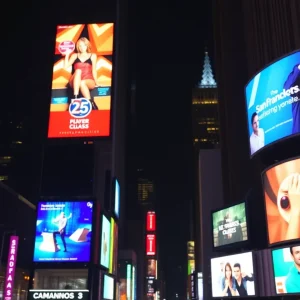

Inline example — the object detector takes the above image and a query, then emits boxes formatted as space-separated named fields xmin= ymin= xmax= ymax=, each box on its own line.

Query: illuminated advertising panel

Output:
xmin=48 ymin=23 xmax=114 ymax=138
xmin=109 ymin=218 xmax=114 ymax=274
xmin=146 ymin=211 xmax=156 ymax=231
xmin=33 ymin=201 xmax=93 ymax=262
xmin=147 ymin=259 xmax=157 ymax=277
xmin=3 ymin=236 xmax=18 ymax=300
xmin=212 ymin=202 xmax=248 ymax=248
xmin=100 ymin=215 xmax=111 ymax=268
xmin=210 ymin=252 xmax=256 ymax=297
xmin=245 ymin=50 xmax=300 ymax=156
xmin=272 ymin=245 xmax=300 ymax=295
xmin=147 ymin=278 xmax=155 ymax=294
xmin=28 ymin=290 xmax=89 ymax=300
xmin=127 ymin=264 xmax=132 ymax=300
xmin=187 ymin=241 xmax=195 ymax=275
xmin=114 ymin=179 xmax=120 ymax=218
xmin=262 ymin=157 xmax=300 ymax=245
xmin=103 ymin=274 xmax=114 ymax=300
xmin=119 ymin=278 xmax=126 ymax=300
xmin=113 ymin=223 xmax=118 ymax=274
xmin=146 ymin=234 xmax=156 ymax=256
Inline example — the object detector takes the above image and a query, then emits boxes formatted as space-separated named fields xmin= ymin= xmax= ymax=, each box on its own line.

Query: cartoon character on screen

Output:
xmin=277 ymin=173 xmax=300 ymax=241
xmin=285 ymin=245 xmax=300 ymax=293
xmin=52 ymin=211 xmax=72 ymax=252
xmin=221 ymin=263 xmax=237 ymax=297
xmin=283 ymin=64 xmax=300 ymax=134
xmin=64 ymin=37 xmax=99 ymax=110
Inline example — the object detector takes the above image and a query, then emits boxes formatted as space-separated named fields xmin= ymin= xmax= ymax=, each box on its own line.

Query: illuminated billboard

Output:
xmin=103 ymin=274 xmax=114 ymax=300
xmin=33 ymin=201 xmax=93 ymax=262
xmin=113 ymin=223 xmax=118 ymax=274
xmin=146 ymin=234 xmax=156 ymax=256
xmin=109 ymin=218 xmax=114 ymax=274
xmin=48 ymin=23 xmax=114 ymax=138
xmin=114 ymin=179 xmax=120 ymax=218
xmin=272 ymin=245 xmax=300 ymax=294
xmin=3 ymin=236 xmax=18 ymax=300
xmin=211 ymin=252 xmax=256 ymax=297
xmin=100 ymin=215 xmax=111 ymax=268
xmin=212 ymin=202 xmax=248 ymax=248
xmin=146 ymin=211 xmax=156 ymax=231
xmin=262 ymin=157 xmax=300 ymax=245
xmin=245 ymin=50 xmax=300 ymax=156
xmin=147 ymin=259 xmax=157 ymax=277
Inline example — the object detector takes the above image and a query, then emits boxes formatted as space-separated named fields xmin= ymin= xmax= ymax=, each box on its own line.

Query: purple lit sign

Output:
xmin=3 ymin=236 xmax=19 ymax=300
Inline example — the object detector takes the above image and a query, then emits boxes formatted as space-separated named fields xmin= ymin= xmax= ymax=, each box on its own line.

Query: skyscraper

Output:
xmin=192 ymin=51 xmax=219 ymax=150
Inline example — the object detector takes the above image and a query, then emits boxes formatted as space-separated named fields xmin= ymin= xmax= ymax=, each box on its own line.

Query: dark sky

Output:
xmin=9 ymin=0 xmax=213 ymax=298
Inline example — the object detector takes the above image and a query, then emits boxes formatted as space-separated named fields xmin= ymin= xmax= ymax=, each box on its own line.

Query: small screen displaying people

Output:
xmin=211 ymin=252 xmax=255 ymax=297
xmin=263 ymin=157 xmax=300 ymax=245
xmin=272 ymin=245 xmax=300 ymax=294
xmin=245 ymin=50 xmax=300 ymax=156
xmin=212 ymin=203 xmax=248 ymax=247
xmin=33 ymin=201 xmax=93 ymax=262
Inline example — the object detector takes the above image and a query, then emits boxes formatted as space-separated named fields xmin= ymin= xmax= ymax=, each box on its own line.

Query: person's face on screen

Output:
xmin=78 ymin=40 xmax=88 ymax=53
xmin=233 ymin=267 xmax=241 ymax=280
xmin=225 ymin=265 xmax=232 ymax=279
xmin=291 ymin=246 xmax=300 ymax=267
xmin=252 ymin=115 xmax=259 ymax=134
xmin=60 ymin=212 xmax=65 ymax=218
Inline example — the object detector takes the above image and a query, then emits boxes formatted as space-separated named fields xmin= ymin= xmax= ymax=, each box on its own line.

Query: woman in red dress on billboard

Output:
xmin=64 ymin=37 xmax=98 ymax=110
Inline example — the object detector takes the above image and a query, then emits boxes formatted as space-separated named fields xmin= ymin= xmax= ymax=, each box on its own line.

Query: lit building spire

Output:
xmin=197 ymin=51 xmax=217 ymax=88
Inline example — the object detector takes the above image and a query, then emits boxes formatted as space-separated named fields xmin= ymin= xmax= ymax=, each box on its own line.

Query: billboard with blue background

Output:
xmin=33 ymin=201 xmax=93 ymax=262
xmin=245 ymin=50 xmax=300 ymax=156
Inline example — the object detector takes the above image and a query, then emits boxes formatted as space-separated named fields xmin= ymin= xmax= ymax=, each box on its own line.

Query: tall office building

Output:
xmin=212 ymin=0 xmax=300 ymax=204
xmin=192 ymin=51 xmax=219 ymax=150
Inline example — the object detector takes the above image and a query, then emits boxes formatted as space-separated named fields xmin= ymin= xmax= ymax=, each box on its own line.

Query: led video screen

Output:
xmin=114 ymin=179 xmax=120 ymax=218
xmin=103 ymin=274 xmax=114 ymax=299
xmin=48 ymin=23 xmax=114 ymax=138
xmin=147 ymin=259 xmax=157 ymax=277
xmin=33 ymin=201 xmax=93 ymax=262
xmin=212 ymin=202 xmax=248 ymax=248
xmin=245 ymin=50 xmax=300 ymax=156
xmin=100 ymin=215 xmax=111 ymax=268
xmin=262 ymin=157 xmax=300 ymax=245
xmin=211 ymin=252 xmax=256 ymax=297
xmin=272 ymin=245 xmax=300 ymax=294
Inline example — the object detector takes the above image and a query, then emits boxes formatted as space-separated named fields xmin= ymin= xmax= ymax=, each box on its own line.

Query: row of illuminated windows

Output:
xmin=192 ymin=100 xmax=218 ymax=105
xmin=0 ymin=175 xmax=8 ymax=181
xmin=194 ymin=138 xmax=219 ymax=143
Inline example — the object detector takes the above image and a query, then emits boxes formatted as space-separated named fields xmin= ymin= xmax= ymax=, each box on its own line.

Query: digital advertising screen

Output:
xmin=33 ymin=201 xmax=93 ymax=262
xmin=109 ymin=218 xmax=114 ymax=274
xmin=100 ymin=215 xmax=111 ymax=268
xmin=272 ymin=245 xmax=300 ymax=294
xmin=211 ymin=252 xmax=256 ymax=298
xmin=262 ymin=157 xmax=300 ymax=245
xmin=113 ymin=223 xmax=118 ymax=275
xmin=212 ymin=202 xmax=248 ymax=248
xmin=146 ymin=234 xmax=156 ymax=256
xmin=146 ymin=211 xmax=156 ymax=231
xmin=147 ymin=259 xmax=157 ymax=277
xmin=114 ymin=179 xmax=120 ymax=218
xmin=245 ymin=50 xmax=300 ymax=156
xmin=48 ymin=23 xmax=114 ymax=139
xmin=103 ymin=274 xmax=114 ymax=299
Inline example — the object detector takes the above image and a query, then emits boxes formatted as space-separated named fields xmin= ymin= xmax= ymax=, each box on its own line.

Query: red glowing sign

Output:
xmin=146 ymin=234 xmax=156 ymax=256
xmin=146 ymin=212 xmax=156 ymax=231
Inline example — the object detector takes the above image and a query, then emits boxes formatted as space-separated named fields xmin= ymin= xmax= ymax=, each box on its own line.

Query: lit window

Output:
xmin=0 ymin=175 xmax=8 ymax=181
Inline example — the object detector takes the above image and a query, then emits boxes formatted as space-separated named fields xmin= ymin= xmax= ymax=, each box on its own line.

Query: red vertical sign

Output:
xmin=146 ymin=212 xmax=156 ymax=231
xmin=146 ymin=234 xmax=156 ymax=256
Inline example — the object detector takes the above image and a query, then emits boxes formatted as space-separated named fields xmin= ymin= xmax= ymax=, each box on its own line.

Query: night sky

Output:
xmin=8 ymin=0 xmax=212 ymax=297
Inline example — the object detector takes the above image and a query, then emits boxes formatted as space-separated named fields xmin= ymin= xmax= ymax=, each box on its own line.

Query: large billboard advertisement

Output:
xmin=245 ymin=50 xmax=300 ymax=156
xmin=210 ymin=252 xmax=256 ymax=297
xmin=212 ymin=202 xmax=248 ymax=248
xmin=100 ymin=215 xmax=111 ymax=268
xmin=146 ymin=234 xmax=156 ymax=256
xmin=262 ymin=157 xmax=300 ymax=245
xmin=48 ymin=23 xmax=114 ymax=138
xmin=33 ymin=201 xmax=93 ymax=262
xmin=147 ymin=259 xmax=157 ymax=277
xmin=272 ymin=245 xmax=300 ymax=294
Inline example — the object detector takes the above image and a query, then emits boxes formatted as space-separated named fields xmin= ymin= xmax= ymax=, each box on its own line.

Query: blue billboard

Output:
xmin=33 ymin=201 xmax=93 ymax=262
xmin=114 ymin=179 xmax=120 ymax=218
xmin=245 ymin=50 xmax=300 ymax=156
